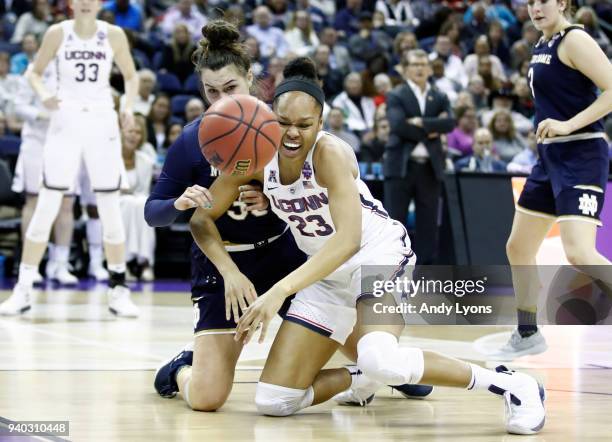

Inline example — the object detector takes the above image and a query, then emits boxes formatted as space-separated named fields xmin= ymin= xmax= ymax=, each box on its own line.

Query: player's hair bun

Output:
xmin=283 ymin=57 xmax=319 ymax=82
xmin=200 ymin=20 xmax=241 ymax=53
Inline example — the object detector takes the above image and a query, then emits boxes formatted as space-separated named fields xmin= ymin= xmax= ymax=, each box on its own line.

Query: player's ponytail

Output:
xmin=192 ymin=20 xmax=250 ymax=75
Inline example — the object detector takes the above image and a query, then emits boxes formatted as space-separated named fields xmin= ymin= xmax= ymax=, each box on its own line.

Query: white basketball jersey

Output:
xmin=56 ymin=20 xmax=114 ymax=109
xmin=16 ymin=61 xmax=57 ymax=141
xmin=263 ymin=131 xmax=392 ymax=257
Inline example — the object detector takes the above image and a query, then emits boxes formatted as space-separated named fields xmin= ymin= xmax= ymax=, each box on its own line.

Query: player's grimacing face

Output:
xmin=201 ymin=64 xmax=252 ymax=105
xmin=275 ymin=92 xmax=323 ymax=160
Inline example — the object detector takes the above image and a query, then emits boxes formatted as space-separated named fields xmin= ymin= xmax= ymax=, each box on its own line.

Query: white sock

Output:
xmin=17 ymin=263 xmax=39 ymax=288
xmin=107 ymin=262 xmax=126 ymax=274
xmin=89 ymin=244 xmax=104 ymax=268
xmin=47 ymin=243 xmax=56 ymax=263
xmin=54 ymin=245 xmax=70 ymax=265
xmin=467 ymin=364 xmax=519 ymax=397
xmin=86 ymin=218 xmax=103 ymax=245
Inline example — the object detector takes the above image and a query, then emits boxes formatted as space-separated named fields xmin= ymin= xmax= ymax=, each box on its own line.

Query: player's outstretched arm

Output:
xmin=25 ymin=24 xmax=63 ymax=108
xmin=109 ymin=25 xmax=139 ymax=129
xmin=537 ymin=31 xmax=612 ymax=141
xmin=190 ymin=171 xmax=263 ymax=321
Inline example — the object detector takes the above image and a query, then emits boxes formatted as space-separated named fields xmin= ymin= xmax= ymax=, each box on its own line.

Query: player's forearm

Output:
xmin=567 ymin=89 xmax=612 ymax=133
xmin=274 ymin=234 xmax=361 ymax=298
xmin=25 ymin=69 xmax=52 ymax=102
xmin=144 ymin=197 xmax=182 ymax=227
xmin=190 ymin=212 xmax=240 ymax=276
xmin=122 ymin=74 xmax=139 ymax=112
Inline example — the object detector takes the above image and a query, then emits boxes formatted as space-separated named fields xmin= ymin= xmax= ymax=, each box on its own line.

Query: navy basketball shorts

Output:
xmin=517 ymin=137 xmax=609 ymax=226
xmin=190 ymin=230 xmax=307 ymax=335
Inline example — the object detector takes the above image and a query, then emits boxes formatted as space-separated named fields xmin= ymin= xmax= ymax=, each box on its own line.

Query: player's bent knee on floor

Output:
xmin=357 ymin=332 xmax=424 ymax=386
xmin=255 ymin=382 xmax=314 ymax=417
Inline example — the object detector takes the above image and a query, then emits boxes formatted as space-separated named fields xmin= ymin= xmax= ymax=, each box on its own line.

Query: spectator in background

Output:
xmin=360 ymin=116 xmax=389 ymax=163
xmin=121 ymin=69 xmax=156 ymax=116
xmin=373 ymin=73 xmax=392 ymax=107
xmin=103 ymin=0 xmax=143 ymax=32
xmin=481 ymin=88 xmax=533 ymax=136
xmin=487 ymin=20 xmax=511 ymax=68
xmin=146 ymin=94 xmax=172 ymax=151
xmin=463 ymin=0 xmax=516 ymax=31
xmin=334 ymin=0 xmax=363 ymax=38
xmin=467 ymin=74 xmax=488 ymax=111
xmin=244 ymin=37 xmax=264 ymax=78
xmin=247 ymin=6 xmax=290 ymax=59
xmin=10 ymin=33 xmax=38 ymax=75
xmin=326 ymin=107 xmax=361 ymax=154
xmin=488 ymin=109 xmax=527 ymax=164
xmin=159 ymin=23 xmax=196 ymax=83
xmin=259 ymin=56 xmax=286 ymax=103
xmin=455 ymin=127 xmax=506 ymax=172
xmin=430 ymin=55 xmax=461 ymax=105
xmin=313 ymin=45 xmax=344 ymax=99
xmin=507 ymin=132 xmax=538 ymax=175
xmin=384 ymin=49 xmax=455 ymax=264
xmin=160 ymin=0 xmax=208 ymax=42
xmin=429 ymin=35 xmax=468 ymax=88
xmin=120 ymin=117 xmax=156 ymax=281
xmin=513 ymin=77 xmax=535 ymax=120
xmin=184 ymin=97 xmax=204 ymax=123
xmin=0 ymin=52 xmax=19 ymax=114
xmin=10 ymin=0 xmax=50 ymax=44
xmin=331 ymin=72 xmax=376 ymax=136
xmin=464 ymin=35 xmax=507 ymax=82
xmin=294 ymin=0 xmax=327 ymax=33
xmin=510 ymin=22 xmax=539 ymax=70
xmin=163 ymin=122 xmax=184 ymax=151
xmin=477 ymin=55 xmax=503 ymax=95
xmin=348 ymin=11 xmax=393 ymax=64
xmin=447 ymin=105 xmax=477 ymax=159
xmin=454 ymin=90 xmax=475 ymax=110
xmin=284 ymin=10 xmax=319 ymax=56
xmin=267 ymin=0 xmax=291 ymax=28
xmin=439 ymin=18 xmax=467 ymax=59
xmin=319 ymin=27 xmax=351 ymax=74
xmin=393 ymin=31 xmax=418 ymax=65
xmin=575 ymin=6 xmax=610 ymax=55
xmin=463 ymin=1 xmax=489 ymax=42
xmin=361 ymin=52 xmax=390 ymax=97
xmin=375 ymin=0 xmax=416 ymax=28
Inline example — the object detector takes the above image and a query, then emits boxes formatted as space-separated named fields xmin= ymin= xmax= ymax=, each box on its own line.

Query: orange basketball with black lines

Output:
xmin=198 ymin=94 xmax=281 ymax=176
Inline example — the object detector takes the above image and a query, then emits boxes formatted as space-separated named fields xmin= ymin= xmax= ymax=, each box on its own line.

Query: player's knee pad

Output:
xmin=25 ymin=187 xmax=64 ymax=243
xmin=357 ymin=331 xmax=424 ymax=386
xmin=95 ymin=191 xmax=125 ymax=244
xmin=255 ymin=382 xmax=314 ymax=417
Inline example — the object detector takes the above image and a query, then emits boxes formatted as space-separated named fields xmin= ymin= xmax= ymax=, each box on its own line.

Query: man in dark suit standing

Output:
xmin=384 ymin=49 xmax=455 ymax=264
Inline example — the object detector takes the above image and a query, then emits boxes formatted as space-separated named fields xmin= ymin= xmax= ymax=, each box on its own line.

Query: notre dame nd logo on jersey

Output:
xmin=578 ymin=193 xmax=598 ymax=217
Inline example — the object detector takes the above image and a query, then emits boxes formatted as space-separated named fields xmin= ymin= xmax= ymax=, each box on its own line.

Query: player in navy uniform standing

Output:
xmin=147 ymin=21 xmax=307 ymax=411
xmin=500 ymin=0 xmax=612 ymax=359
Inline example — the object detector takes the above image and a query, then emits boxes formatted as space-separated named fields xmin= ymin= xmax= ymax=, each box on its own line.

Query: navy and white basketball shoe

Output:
xmin=392 ymin=383 xmax=434 ymax=398
xmin=154 ymin=343 xmax=194 ymax=398
xmin=333 ymin=366 xmax=380 ymax=406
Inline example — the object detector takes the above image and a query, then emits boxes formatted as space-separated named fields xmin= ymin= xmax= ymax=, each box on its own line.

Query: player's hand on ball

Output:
xmin=235 ymin=287 xmax=285 ymax=344
xmin=42 ymin=96 xmax=60 ymax=110
xmin=223 ymin=270 xmax=257 ymax=323
xmin=536 ymin=118 xmax=573 ymax=143
xmin=174 ymin=185 xmax=213 ymax=210
xmin=239 ymin=184 xmax=269 ymax=211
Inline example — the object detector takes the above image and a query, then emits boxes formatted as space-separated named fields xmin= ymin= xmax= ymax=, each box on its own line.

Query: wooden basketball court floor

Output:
xmin=1 ymin=282 xmax=611 ymax=442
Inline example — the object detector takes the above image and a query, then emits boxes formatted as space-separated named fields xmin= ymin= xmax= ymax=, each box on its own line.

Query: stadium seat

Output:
xmin=183 ymin=73 xmax=200 ymax=95
xmin=0 ymin=41 xmax=21 ymax=55
xmin=170 ymin=94 xmax=195 ymax=118
xmin=152 ymin=52 xmax=164 ymax=71
xmin=156 ymin=72 xmax=182 ymax=96
xmin=0 ymin=135 xmax=21 ymax=156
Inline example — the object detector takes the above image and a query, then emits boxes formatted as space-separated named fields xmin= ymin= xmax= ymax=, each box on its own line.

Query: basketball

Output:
xmin=198 ymin=94 xmax=281 ymax=176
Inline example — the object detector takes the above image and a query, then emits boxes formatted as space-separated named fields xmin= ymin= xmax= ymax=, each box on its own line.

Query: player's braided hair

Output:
xmin=192 ymin=20 xmax=250 ymax=75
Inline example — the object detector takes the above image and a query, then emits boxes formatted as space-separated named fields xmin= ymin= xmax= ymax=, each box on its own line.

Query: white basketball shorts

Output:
xmin=285 ymin=220 xmax=416 ymax=344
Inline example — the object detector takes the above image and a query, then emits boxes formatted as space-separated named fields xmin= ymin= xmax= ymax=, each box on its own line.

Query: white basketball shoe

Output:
xmin=492 ymin=329 xmax=548 ymax=361
xmin=333 ymin=366 xmax=382 ymax=406
xmin=0 ymin=284 xmax=32 ymax=316
xmin=108 ymin=285 xmax=139 ymax=317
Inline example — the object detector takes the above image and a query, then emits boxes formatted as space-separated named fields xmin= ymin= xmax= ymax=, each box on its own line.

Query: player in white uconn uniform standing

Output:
xmin=190 ymin=58 xmax=546 ymax=435
xmin=0 ymin=0 xmax=140 ymax=317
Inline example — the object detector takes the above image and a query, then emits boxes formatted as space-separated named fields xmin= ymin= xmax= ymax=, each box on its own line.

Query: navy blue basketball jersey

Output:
xmin=148 ymin=117 xmax=287 ymax=244
xmin=528 ymin=26 xmax=604 ymax=134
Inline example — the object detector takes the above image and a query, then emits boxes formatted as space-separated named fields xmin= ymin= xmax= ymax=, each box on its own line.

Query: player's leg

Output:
xmin=83 ymin=110 xmax=137 ymax=317
xmin=47 ymin=196 xmax=78 ymax=284
xmin=1 ymin=112 xmax=80 ymax=315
